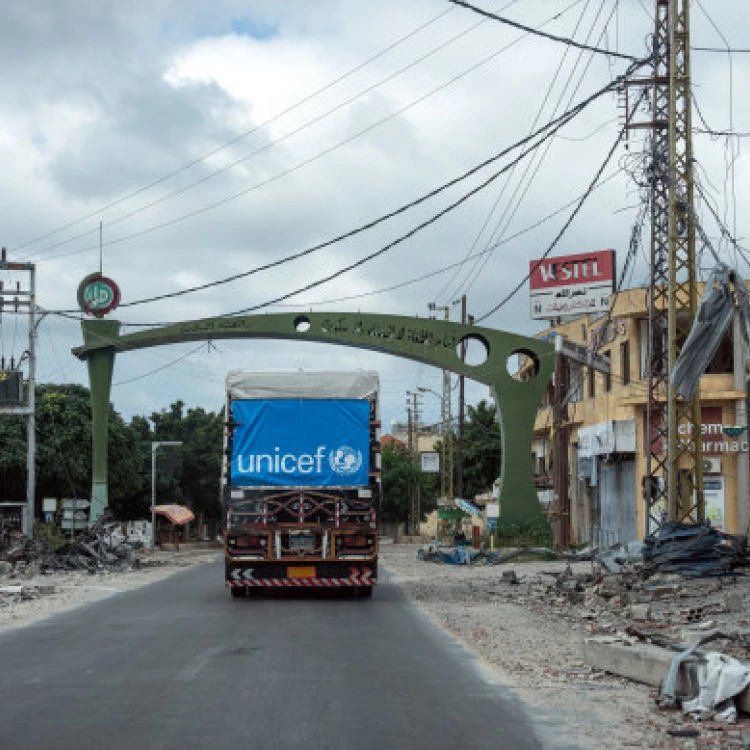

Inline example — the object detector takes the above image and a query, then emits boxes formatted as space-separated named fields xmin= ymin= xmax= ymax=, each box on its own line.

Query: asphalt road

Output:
xmin=0 ymin=561 xmax=555 ymax=750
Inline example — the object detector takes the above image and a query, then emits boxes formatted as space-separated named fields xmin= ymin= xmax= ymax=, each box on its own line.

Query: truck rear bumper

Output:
xmin=226 ymin=562 xmax=376 ymax=588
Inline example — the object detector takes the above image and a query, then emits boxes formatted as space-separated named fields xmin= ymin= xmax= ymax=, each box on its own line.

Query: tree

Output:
xmin=380 ymin=442 xmax=438 ymax=526
xmin=136 ymin=400 xmax=224 ymax=520
xmin=462 ymin=399 xmax=503 ymax=500
xmin=0 ymin=383 xmax=144 ymax=516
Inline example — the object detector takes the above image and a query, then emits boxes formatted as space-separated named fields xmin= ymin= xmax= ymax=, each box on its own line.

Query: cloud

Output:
xmin=0 ymin=0 xmax=745 ymax=435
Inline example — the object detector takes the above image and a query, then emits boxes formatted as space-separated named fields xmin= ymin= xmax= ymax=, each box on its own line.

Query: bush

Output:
xmin=35 ymin=522 xmax=68 ymax=553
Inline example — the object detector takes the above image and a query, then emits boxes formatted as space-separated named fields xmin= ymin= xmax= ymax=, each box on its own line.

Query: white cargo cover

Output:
xmin=226 ymin=370 xmax=379 ymax=400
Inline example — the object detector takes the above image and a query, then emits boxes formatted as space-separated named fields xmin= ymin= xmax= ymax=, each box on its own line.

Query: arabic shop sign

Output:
xmin=644 ymin=406 xmax=749 ymax=456
xmin=77 ymin=273 xmax=121 ymax=317
xmin=529 ymin=249 xmax=615 ymax=320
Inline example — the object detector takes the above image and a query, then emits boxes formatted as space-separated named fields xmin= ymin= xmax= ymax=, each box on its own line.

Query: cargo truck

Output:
xmin=222 ymin=371 xmax=380 ymax=598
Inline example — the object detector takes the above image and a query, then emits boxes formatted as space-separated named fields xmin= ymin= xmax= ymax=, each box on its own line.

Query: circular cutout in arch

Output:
xmin=456 ymin=334 xmax=489 ymax=367
xmin=506 ymin=349 xmax=540 ymax=382
xmin=294 ymin=315 xmax=311 ymax=333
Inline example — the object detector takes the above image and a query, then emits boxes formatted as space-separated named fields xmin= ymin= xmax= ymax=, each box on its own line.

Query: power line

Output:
xmin=474 ymin=121 xmax=628 ymax=323
xmin=261 ymin=166 xmax=623 ymax=309
xmin=11 ymin=4 xmax=459 ymax=254
xmin=433 ymin=0 xmax=598 ymax=304
xmin=693 ymin=47 xmax=750 ymax=53
xmin=112 ymin=343 xmax=208 ymax=386
xmin=52 ymin=71 xmax=619 ymax=314
xmin=447 ymin=0 xmax=637 ymax=60
xmin=457 ymin=0 xmax=615 ymax=299
xmin=29 ymin=0 xmax=586 ymax=265
xmin=20 ymin=9 xmax=494 ymax=260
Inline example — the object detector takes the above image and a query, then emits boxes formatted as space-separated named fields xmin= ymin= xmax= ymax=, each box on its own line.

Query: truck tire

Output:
xmin=230 ymin=587 xmax=245 ymax=599
xmin=357 ymin=586 xmax=373 ymax=598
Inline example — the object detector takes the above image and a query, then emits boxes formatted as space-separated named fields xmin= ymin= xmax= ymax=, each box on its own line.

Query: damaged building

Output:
xmin=532 ymin=284 xmax=749 ymax=545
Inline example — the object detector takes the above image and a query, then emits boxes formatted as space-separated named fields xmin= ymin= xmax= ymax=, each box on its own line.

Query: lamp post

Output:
xmin=151 ymin=441 xmax=182 ymax=549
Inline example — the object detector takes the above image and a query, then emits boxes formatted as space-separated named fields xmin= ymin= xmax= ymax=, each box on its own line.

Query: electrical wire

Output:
xmin=10 ymin=4 xmax=459 ymax=254
xmin=447 ymin=0 xmax=637 ymax=60
xmin=457 ymin=0 xmax=615 ymax=299
xmin=432 ymin=0 xmax=597 ymax=304
xmin=474 ymin=119 xmax=628 ymax=323
xmin=19 ymin=9 xmax=495 ymax=260
xmin=112 ymin=343 xmax=208 ymax=386
xmin=51 ymin=71 xmax=622 ymax=315
xmin=26 ymin=0 xmax=584 ymax=264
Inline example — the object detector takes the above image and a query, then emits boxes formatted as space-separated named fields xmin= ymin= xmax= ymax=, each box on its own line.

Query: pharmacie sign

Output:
xmin=644 ymin=406 xmax=749 ymax=456
xmin=529 ymin=249 xmax=615 ymax=320
xmin=230 ymin=399 xmax=370 ymax=487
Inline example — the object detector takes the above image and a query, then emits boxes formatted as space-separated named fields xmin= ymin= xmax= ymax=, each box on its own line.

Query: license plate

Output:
xmin=288 ymin=567 xmax=316 ymax=579
xmin=290 ymin=534 xmax=315 ymax=551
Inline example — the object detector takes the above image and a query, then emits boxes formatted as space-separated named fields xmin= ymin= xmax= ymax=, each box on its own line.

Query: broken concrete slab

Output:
xmin=583 ymin=636 xmax=750 ymax=714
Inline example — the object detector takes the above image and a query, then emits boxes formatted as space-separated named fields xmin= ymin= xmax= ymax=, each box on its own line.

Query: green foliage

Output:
xmin=493 ymin=522 xmax=553 ymax=548
xmin=380 ymin=442 xmax=438 ymax=524
xmin=0 ymin=383 xmax=145 ymax=516
xmin=462 ymin=399 xmax=503 ymax=499
xmin=138 ymin=400 xmax=224 ymax=519
xmin=35 ymin=521 xmax=67 ymax=552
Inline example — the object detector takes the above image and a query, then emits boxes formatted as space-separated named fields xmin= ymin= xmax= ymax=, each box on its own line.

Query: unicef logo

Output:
xmin=329 ymin=446 xmax=363 ymax=476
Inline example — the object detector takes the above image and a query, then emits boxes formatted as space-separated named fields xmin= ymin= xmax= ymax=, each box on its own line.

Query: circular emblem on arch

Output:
xmin=77 ymin=273 xmax=121 ymax=317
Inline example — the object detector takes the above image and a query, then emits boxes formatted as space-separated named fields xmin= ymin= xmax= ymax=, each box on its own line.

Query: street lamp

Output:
xmin=151 ymin=441 xmax=183 ymax=549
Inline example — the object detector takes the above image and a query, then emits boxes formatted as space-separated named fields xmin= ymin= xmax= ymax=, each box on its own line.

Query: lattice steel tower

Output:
xmin=637 ymin=0 xmax=703 ymax=533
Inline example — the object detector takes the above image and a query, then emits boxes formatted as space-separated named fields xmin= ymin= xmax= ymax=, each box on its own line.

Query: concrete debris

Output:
xmin=643 ymin=521 xmax=749 ymax=578
xmin=0 ymin=513 xmax=139 ymax=577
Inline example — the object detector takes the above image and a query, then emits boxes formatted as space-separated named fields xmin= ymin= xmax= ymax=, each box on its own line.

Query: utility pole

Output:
xmin=406 ymin=391 xmax=421 ymax=535
xmin=428 ymin=303 xmax=453 ymax=503
xmin=453 ymin=296 xmax=468 ymax=499
xmin=632 ymin=0 xmax=703 ymax=533
xmin=151 ymin=441 xmax=182 ymax=549
xmin=553 ymin=337 xmax=571 ymax=548
xmin=0 ymin=249 xmax=36 ymax=536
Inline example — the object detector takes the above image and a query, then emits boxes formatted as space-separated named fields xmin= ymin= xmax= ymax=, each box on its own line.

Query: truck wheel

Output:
xmin=230 ymin=587 xmax=245 ymax=599
xmin=357 ymin=586 xmax=373 ymax=598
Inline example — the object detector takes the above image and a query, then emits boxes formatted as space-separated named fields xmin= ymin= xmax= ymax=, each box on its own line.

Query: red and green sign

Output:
xmin=77 ymin=273 xmax=121 ymax=317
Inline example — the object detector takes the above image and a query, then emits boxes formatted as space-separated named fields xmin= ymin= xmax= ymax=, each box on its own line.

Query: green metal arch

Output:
xmin=75 ymin=312 xmax=553 ymax=527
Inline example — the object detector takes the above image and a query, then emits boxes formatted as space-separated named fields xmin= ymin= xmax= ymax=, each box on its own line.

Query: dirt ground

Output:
xmin=379 ymin=541 xmax=750 ymax=750
xmin=0 ymin=549 xmax=219 ymax=632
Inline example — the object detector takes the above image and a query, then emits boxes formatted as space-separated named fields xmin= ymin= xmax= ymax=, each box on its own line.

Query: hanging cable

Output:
xmin=474 ymin=121 xmax=628 ymax=323
xmin=447 ymin=0 xmax=637 ymax=59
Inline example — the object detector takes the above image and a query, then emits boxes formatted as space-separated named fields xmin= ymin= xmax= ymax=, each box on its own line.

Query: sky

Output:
xmin=0 ymin=0 xmax=747 ymax=433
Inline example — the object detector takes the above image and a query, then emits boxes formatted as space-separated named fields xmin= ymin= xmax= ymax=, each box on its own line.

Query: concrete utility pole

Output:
xmin=428 ymin=303 xmax=453 ymax=502
xmin=0 ymin=249 xmax=36 ymax=536
xmin=453 ymin=296 xmax=469 ymax=499
xmin=627 ymin=0 xmax=703 ymax=533
xmin=406 ymin=391 xmax=422 ymax=535
xmin=553 ymin=337 xmax=571 ymax=548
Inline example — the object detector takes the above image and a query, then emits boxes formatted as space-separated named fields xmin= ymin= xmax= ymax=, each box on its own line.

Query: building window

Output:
xmin=620 ymin=340 xmax=630 ymax=385
xmin=587 ymin=367 xmax=595 ymax=399
xmin=603 ymin=350 xmax=611 ymax=392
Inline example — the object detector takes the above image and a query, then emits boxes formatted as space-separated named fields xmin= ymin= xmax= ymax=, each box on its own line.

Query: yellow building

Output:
xmin=533 ymin=285 xmax=748 ymax=544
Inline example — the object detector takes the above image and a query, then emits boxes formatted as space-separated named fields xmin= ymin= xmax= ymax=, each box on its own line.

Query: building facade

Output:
xmin=533 ymin=286 xmax=749 ymax=544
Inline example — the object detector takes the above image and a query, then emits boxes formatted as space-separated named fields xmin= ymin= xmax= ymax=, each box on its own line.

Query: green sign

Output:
xmin=438 ymin=508 xmax=470 ymax=520
xmin=77 ymin=273 xmax=121 ymax=317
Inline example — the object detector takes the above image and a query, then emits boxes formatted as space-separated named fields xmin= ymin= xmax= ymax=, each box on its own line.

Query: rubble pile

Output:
xmin=413 ymin=524 xmax=750 ymax=744
xmin=643 ymin=521 xmax=749 ymax=578
xmin=0 ymin=514 xmax=138 ymax=577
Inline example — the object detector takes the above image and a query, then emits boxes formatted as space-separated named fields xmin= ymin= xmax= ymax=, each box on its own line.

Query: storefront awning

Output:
xmin=153 ymin=504 xmax=195 ymax=526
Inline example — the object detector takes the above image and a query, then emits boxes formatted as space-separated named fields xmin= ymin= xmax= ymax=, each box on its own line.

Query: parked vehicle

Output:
xmin=222 ymin=371 xmax=380 ymax=598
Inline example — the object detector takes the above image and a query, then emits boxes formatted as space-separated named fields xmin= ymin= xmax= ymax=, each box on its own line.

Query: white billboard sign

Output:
xmin=420 ymin=452 xmax=440 ymax=473
xmin=529 ymin=250 xmax=616 ymax=320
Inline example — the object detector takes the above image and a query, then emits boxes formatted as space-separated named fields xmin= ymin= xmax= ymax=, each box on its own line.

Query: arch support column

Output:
xmin=81 ymin=319 xmax=119 ymax=523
